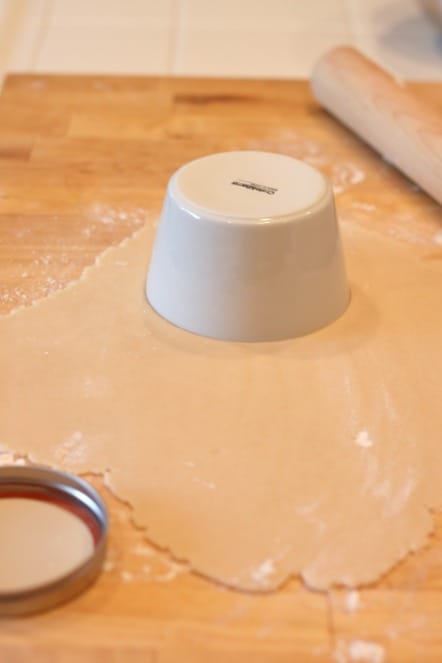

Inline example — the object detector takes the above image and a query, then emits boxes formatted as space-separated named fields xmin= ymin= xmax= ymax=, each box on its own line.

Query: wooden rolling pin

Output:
xmin=311 ymin=46 xmax=442 ymax=204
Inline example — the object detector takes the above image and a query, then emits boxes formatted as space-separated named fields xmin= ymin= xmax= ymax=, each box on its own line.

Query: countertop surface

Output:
xmin=0 ymin=73 xmax=441 ymax=662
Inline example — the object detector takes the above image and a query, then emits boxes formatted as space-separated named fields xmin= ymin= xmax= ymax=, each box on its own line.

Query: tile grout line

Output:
xmin=168 ymin=0 xmax=183 ymax=75
xmin=342 ymin=0 xmax=357 ymax=47
xmin=0 ymin=0 xmax=29 ymax=83
xmin=27 ymin=0 xmax=53 ymax=71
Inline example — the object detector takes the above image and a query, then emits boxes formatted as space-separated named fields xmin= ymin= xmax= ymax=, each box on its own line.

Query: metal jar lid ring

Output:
xmin=0 ymin=465 xmax=108 ymax=616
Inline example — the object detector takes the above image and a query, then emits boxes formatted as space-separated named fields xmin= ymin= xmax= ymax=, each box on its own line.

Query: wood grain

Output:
xmin=0 ymin=74 xmax=441 ymax=662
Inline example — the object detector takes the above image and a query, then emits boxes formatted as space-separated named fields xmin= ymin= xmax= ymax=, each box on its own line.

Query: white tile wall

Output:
xmin=0 ymin=0 xmax=440 ymax=80
xmin=49 ymin=0 xmax=173 ymax=23
xmin=36 ymin=25 xmax=171 ymax=74
xmin=0 ymin=0 xmax=47 ymax=72
xmin=178 ymin=0 xmax=349 ymax=27
xmin=173 ymin=27 xmax=353 ymax=78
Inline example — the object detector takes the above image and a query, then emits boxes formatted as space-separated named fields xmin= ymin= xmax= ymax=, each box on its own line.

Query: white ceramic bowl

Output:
xmin=146 ymin=151 xmax=349 ymax=342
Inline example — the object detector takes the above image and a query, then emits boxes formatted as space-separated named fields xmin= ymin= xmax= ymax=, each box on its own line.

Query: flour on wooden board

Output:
xmin=111 ymin=556 xmax=189 ymax=585
xmin=334 ymin=639 xmax=385 ymax=663
xmin=0 ymin=204 xmax=149 ymax=311
xmin=351 ymin=202 xmax=376 ymax=212
xmin=331 ymin=163 xmax=366 ymax=194
xmin=246 ymin=129 xmax=367 ymax=198
xmin=345 ymin=590 xmax=360 ymax=613
xmin=245 ymin=129 xmax=327 ymax=167
xmin=83 ymin=203 xmax=147 ymax=236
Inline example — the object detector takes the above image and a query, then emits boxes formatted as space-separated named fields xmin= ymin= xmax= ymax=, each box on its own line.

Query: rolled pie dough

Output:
xmin=0 ymin=221 xmax=441 ymax=590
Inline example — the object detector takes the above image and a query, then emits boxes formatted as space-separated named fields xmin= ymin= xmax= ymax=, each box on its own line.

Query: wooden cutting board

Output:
xmin=0 ymin=74 xmax=441 ymax=662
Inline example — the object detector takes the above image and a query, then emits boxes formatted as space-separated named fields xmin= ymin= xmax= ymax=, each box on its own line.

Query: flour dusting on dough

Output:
xmin=355 ymin=431 xmax=373 ymax=448
xmin=1 ymin=220 xmax=441 ymax=592
xmin=192 ymin=476 xmax=216 ymax=489
xmin=296 ymin=498 xmax=321 ymax=516
xmin=296 ymin=499 xmax=326 ymax=536
xmin=55 ymin=431 xmax=88 ymax=465
xmin=384 ymin=475 xmax=416 ymax=517
xmin=250 ymin=559 xmax=276 ymax=587
xmin=0 ymin=450 xmax=27 ymax=466
xmin=366 ymin=466 xmax=416 ymax=517
xmin=0 ymin=446 xmax=29 ymax=466
xmin=82 ymin=376 xmax=111 ymax=399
